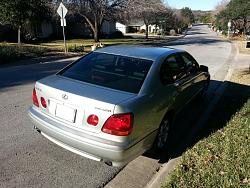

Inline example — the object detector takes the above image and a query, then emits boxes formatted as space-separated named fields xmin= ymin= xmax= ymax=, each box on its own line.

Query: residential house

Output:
xmin=116 ymin=21 xmax=159 ymax=34
xmin=102 ymin=21 xmax=116 ymax=35
xmin=116 ymin=22 xmax=127 ymax=34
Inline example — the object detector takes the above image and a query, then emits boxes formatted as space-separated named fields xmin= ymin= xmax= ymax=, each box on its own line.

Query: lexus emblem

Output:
xmin=62 ymin=94 xmax=68 ymax=100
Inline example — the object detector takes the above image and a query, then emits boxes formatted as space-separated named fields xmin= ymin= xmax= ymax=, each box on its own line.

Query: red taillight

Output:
xmin=102 ymin=113 xmax=134 ymax=136
xmin=87 ymin=114 xmax=99 ymax=126
xmin=32 ymin=88 xmax=39 ymax=107
xmin=40 ymin=97 xmax=47 ymax=108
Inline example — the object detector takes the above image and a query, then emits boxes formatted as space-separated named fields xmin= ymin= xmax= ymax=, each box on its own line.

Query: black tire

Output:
xmin=153 ymin=116 xmax=172 ymax=152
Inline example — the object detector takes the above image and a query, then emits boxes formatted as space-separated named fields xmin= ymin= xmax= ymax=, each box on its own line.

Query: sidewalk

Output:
xmin=233 ymin=43 xmax=250 ymax=72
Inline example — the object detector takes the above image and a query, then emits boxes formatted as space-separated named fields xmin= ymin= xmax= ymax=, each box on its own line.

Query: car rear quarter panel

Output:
xmin=114 ymin=59 xmax=177 ymax=148
xmin=114 ymin=54 xmax=210 ymax=147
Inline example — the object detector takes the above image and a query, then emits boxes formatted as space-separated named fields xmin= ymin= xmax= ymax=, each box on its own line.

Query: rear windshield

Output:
xmin=59 ymin=52 xmax=153 ymax=93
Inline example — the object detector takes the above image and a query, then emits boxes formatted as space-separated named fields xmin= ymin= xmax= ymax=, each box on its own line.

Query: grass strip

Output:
xmin=164 ymin=70 xmax=250 ymax=188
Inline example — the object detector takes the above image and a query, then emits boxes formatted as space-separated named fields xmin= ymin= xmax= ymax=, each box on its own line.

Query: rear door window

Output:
xmin=180 ymin=53 xmax=199 ymax=75
xmin=59 ymin=52 xmax=153 ymax=93
xmin=160 ymin=54 xmax=186 ymax=84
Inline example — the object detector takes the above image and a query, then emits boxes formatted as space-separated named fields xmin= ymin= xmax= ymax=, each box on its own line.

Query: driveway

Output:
xmin=0 ymin=24 xmax=233 ymax=188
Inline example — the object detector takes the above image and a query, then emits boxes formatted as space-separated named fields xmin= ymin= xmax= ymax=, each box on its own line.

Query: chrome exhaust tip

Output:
xmin=101 ymin=159 xmax=113 ymax=166
xmin=33 ymin=126 xmax=41 ymax=133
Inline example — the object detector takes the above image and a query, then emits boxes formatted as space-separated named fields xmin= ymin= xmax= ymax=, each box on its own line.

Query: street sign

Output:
xmin=61 ymin=18 xmax=66 ymax=27
xmin=57 ymin=3 xmax=68 ymax=18
xmin=57 ymin=2 xmax=68 ymax=53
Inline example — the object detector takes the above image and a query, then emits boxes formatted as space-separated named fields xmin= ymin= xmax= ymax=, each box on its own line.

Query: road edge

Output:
xmin=145 ymin=157 xmax=180 ymax=188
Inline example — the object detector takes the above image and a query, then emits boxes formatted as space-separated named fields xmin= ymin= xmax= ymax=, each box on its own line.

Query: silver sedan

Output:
xmin=28 ymin=45 xmax=210 ymax=166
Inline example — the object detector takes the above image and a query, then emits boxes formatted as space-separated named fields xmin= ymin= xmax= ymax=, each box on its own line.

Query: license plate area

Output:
xmin=56 ymin=104 xmax=76 ymax=123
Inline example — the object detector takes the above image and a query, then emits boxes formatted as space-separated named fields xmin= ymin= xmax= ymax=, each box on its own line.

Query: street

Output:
xmin=0 ymin=25 xmax=234 ymax=188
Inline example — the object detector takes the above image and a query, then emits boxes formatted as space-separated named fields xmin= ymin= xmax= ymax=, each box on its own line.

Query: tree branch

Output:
xmin=79 ymin=12 xmax=95 ymax=32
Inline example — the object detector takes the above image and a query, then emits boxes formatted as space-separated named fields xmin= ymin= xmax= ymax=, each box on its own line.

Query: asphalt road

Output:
xmin=166 ymin=24 xmax=232 ymax=81
xmin=0 ymin=25 xmax=233 ymax=188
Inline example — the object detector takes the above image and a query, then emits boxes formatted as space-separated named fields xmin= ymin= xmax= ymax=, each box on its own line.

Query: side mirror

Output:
xmin=200 ymin=65 xmax=208 ymax=72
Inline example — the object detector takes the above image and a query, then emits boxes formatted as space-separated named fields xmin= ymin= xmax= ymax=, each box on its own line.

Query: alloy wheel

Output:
xmin=157 ymin=119 xmax=170 ymax=149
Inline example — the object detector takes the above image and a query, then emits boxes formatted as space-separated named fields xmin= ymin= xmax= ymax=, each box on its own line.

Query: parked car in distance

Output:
xmin=28 ymin=45 xmax=210 ymax=167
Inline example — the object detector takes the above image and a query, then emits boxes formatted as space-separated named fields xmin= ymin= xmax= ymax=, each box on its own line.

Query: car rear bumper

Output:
xmin=28 ymin=107 xmax=154 ymax=166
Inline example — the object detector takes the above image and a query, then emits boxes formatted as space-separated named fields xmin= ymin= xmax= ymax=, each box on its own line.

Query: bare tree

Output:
xmin=69 ymin=0 xmax=127 ymax=42
xmin=126 ymin=0 xmax=166 ymax=38
xmin=214 ymin=0 xmax=230 ymax=13
xmin=152 ymin=8 xmax=174 ymax=34
xmin=171 ymin=9 xmax=188 ymax=32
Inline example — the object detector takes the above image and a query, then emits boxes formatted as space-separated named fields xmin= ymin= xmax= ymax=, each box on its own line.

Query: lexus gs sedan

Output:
xmin=28 ymin=45 xmax=210 ymax=166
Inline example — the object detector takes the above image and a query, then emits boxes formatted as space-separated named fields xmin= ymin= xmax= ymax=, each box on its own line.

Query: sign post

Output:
xmin=227 ymin=20 xmax=232 ymax=39
xmin=57 ymin=2 xmax=68 ymax=53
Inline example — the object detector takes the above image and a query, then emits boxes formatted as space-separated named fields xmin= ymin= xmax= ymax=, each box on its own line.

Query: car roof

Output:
xmin=95 ymin=45 xmax=184 ymax=61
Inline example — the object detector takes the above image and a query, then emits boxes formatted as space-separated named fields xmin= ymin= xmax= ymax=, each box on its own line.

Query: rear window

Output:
xmin=59 ymin=52 xmax=153 ymax=93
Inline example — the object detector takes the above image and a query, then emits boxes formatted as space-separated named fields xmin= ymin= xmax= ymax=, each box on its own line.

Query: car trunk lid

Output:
xmin=34 ymin=75 xmax=135 ymax=133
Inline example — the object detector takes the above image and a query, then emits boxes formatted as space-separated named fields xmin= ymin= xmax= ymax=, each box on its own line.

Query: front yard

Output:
xmin=0 ymin=35 xmax=182 ymax=65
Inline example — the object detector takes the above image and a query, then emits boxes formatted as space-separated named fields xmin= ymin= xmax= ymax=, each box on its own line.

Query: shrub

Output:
xmin=0 ymin=44 xmax=49 ymax=64
xmin=68 ymin=44 xmax=85 ymax=53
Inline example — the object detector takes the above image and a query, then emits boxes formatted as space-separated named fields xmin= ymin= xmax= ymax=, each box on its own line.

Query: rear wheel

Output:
xmin=154 ymin=117 xmax=172 ymax=151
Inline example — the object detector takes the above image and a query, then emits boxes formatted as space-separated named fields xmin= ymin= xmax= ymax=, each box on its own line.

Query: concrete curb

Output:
xmin=145 ymin=157 xmax=180 ymax=188
xmin=145 ymin=41 xmax=239 ymax=188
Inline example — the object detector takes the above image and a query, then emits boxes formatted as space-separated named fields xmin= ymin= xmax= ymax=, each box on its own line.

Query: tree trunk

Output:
xmin=93 ymin=30 xmax=100 ymax=42
xmin=145 ymin=24 xmax=149 ymax=39
xmin=18 ymin=26 xmax=21 ymax=46
xmin=94 ymin=22 xmax=100 ymax=43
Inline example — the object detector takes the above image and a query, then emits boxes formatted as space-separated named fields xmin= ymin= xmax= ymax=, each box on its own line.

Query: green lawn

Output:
xmin=39 ymin=38 xmax=136 ymax=51
xmin=0 ymin=39 xmax=136 ymax=64
xmin=0 ymin=43 xmax=51 ymax=64
xmin=40 ymin=37 xmax=174 ymax=51
xmin=0 ymin=37 xmax=178 ymax=64
xmin=0 ymin=38 xmax=146 ymax=60
xmin=163 ymin=71 xmax=250 ymax=188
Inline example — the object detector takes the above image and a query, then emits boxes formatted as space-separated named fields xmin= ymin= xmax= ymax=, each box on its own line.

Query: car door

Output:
xmin=160 ymin=53 xmax=193 ymax=113
xmin=179 ymin=52 xmax=204 ymax=97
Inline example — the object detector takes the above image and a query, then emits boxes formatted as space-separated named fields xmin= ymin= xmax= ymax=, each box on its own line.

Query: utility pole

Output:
xmin=227 ymin=20 xmax=232 ymax=39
